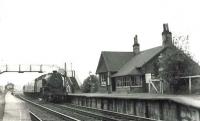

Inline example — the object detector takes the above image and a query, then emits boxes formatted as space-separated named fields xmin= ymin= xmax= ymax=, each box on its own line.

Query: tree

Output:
xmin=81 ymin=75 xmax=99 ymax=93
xmin=158 ymin=36 xmax=200 ymax=93
xmin=159 ymin=48 xmax=194 ymax=82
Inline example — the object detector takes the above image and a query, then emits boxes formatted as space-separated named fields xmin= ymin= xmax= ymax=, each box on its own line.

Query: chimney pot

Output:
xmin=162 ymin=23 xmax=172 ymax=47
xmin=133 ymin=34 xmax=140 ymax=54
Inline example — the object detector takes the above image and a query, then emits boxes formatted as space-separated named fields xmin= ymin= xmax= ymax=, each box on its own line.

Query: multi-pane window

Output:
xmin=99 ymin=73 xmax=107 ymax=86
xmin=116 ymin=76 xmax=130 ymax=87
xmin=116 ymin=76 xmax=142 ymax=87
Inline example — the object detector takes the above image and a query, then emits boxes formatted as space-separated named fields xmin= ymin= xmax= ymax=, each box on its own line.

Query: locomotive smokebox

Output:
xmin=53 ymin=70 xmax=57 ymax=73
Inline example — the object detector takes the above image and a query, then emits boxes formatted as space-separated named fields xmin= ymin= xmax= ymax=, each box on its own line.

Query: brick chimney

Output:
xmin=162 ymin=23 xmax=172 ymax=47
xmin=133 ymin=35 xmax=140 ymax=54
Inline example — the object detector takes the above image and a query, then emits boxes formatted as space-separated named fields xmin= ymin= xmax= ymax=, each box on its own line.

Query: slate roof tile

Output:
xmin=96 ymin=51 xmax=133 ymax=73
xmin=96 ymin=46 xmax=165 ymax=76
xmin=112 ymin=46 xmax=165 ymax=77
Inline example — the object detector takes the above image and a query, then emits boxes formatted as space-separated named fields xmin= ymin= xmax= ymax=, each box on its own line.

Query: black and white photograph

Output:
xmin=0 ymin=0 xmax=200 ymax=121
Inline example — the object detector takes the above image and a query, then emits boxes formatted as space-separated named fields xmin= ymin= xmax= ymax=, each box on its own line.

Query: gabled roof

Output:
xmin=69 ymin=77 xmax=80 ymax=90
xmin=96 ymin=51 xmax=133 ymax=73
xmin=112 ymin=46 xmax=165 ymax=77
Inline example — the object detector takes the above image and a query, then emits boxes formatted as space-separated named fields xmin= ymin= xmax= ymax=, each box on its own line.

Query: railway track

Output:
xmin=50 ymin=104 xmax=119 ymax=121
xmin=17 ymin=95 xmax=118 ymax=121
xmin=58 ymin=104 xmax=161 ymax=121
xmin=17 ymin=95 xmax=81 ymax=121
xmin=29 ymin=111 xmax=42 ymax=121
xmin=17 ymin=95 xmax=161 ymax=121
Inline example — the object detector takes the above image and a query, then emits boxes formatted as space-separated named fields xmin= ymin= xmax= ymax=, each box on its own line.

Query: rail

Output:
xmin=29 ymin=111 xmax=43 ymax=121
xmin=56 ymin=104 xmax=119 ymax=121
xmin=59 ymin=104 xmax=160 ymax=121
xmin=18 ymin=95 xmax=81 ymax=121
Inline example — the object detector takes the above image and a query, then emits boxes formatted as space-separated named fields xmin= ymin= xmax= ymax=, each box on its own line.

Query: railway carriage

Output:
xmin=23 ymin=81 xmax=35 ymax=96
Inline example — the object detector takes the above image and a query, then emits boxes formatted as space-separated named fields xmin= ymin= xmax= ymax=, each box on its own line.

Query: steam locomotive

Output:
xmin=23 ymin=71 xmax=68 ymax=102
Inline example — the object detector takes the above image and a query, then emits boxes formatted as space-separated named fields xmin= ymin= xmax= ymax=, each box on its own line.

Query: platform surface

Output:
xmin=0 ymin=93 xmax=5 ymax=121
xmin=3 ymin=92 xmax=31 ymax=121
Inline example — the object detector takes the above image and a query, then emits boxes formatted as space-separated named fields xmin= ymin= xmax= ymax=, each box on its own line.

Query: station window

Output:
xmin=131 ymin=76 xmax=142 ymax=86
xmin=99 ymin=73 xmax=107 ymax=86
xmin=116 ymin=76 xmax=142 ymax=87
xmin=116 ymin=76 xmax=130 ymax=87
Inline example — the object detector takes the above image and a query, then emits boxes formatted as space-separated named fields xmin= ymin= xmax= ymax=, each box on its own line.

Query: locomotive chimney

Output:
xmin=53 ymin=70 xmax=57 ymax=73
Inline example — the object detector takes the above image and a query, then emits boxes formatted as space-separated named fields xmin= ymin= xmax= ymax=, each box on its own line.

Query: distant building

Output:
xmin=96 ymin=24 xmax=200 ymax=94
xmin=5 ymin=83 xmax=14 ymax=93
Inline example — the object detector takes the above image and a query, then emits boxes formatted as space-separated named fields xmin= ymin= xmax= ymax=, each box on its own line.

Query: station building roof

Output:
xmin=96 ymin=51 xmax=133 ymax=73
xmin=112 ymin=46 xmax=165 ymax=77
xmin=96 ymin=46 xmax=165 ymax=77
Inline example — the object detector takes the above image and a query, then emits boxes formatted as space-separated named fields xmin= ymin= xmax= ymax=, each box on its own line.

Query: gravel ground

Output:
xmin=0 ymin=93 xmax=5 ymax=121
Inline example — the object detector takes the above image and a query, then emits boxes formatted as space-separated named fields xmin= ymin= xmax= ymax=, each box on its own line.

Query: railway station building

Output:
xmin=96 ymin=24 xmax=200 ymax=94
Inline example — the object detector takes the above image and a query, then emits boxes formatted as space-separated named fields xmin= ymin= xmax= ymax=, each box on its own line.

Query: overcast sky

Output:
xmin=0 ymin=0 xmax=200 ymax=88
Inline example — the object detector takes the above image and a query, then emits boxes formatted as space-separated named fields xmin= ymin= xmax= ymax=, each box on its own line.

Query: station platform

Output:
xmin=3 ymin=92 xmax=31 ymax=121
xmin=69 ymin=92 xmax=200 ymax=108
